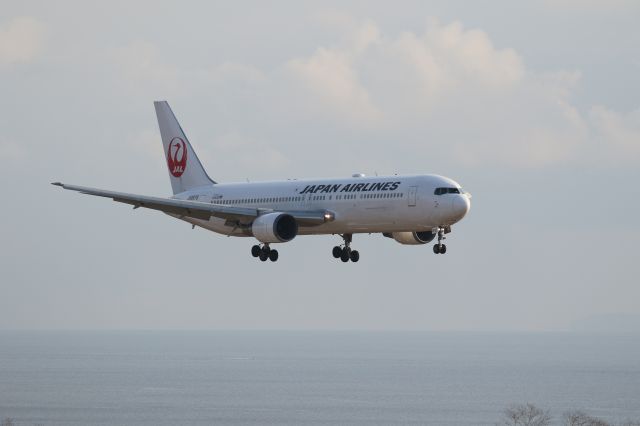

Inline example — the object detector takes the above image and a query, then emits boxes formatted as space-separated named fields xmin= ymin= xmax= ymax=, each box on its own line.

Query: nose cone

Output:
xmin=450 ymin=194 xmax=470 ymax=222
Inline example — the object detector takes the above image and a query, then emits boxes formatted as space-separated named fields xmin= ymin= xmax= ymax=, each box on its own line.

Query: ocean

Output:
xmin=0 ymin=331 xmax=638 ymax=425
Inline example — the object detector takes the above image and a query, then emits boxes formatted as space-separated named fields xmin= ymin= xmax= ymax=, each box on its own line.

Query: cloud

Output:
xmin=286 ymin=47 xmax=381 ymax=125
xmin=278 ymin=18 xmax=638 ymax=167
xmin=106 ymin=19 xmax=639 ymax=170
xmin=0 ymin=17 xmax=45 ymax=66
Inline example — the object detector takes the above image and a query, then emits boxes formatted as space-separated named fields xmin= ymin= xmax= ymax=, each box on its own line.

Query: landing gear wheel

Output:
xmin=340 ymin=247 xmax=350 ymax=262
xmin=433 ymin=227 xmax=449 ymax=254
xmin=268 ymin=250 xmax=279 ymax=262
xmin=335 ymin=234 xmax=358 ymax=263
xmin=254 ymin=243 xmax=273 ymax=261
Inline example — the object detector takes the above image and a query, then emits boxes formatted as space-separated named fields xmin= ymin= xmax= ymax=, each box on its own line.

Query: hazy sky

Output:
xmin=1 ymin=1 xmax=639 ymax=331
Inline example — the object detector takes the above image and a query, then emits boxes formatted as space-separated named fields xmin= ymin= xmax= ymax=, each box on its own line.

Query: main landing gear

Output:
xmin=251 ymin=244 xmax=279 ymax=262
xmin=332 ymin=233 xmax=359 ymax=263
xmin=433 ymin=227 xmax=447 ymax=254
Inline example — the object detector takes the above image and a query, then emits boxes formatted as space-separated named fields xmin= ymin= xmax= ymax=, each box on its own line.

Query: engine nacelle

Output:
xmin=251 ymin=213 xmax=298 ymax=243
xmin=388 ymin=231 xmax=436 ymax=245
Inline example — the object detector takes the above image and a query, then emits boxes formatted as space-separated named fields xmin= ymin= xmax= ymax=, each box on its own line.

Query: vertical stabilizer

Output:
xmin=154 ymin=101 xmax=216 ymax=194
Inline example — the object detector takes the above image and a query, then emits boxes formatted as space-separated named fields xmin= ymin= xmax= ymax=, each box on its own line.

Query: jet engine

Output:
xmin=251 ymin=213 xmax=298 ymax=243
xmin=387 ymin=231 xmax=436 ymax=245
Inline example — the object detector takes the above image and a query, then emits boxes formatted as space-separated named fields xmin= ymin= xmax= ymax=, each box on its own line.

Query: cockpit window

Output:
xmin=434 ymin=187 xmax=460 ymax=195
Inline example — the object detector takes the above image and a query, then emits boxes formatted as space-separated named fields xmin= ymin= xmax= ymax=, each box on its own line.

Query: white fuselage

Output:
xmin=173 ymin=174 xmax=471 ymax=238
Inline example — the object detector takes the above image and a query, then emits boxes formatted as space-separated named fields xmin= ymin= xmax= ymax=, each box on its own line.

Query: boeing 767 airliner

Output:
xmin=53 ymin=101 xmax=471 ymax=263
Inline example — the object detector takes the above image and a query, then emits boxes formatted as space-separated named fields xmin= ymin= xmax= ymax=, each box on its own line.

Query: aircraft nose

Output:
xmin=450 ymin=194 xmax=470 ymax=222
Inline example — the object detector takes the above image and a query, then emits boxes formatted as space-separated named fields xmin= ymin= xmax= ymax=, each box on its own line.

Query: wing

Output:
xmin=52 ymin=183 xmax=332 ymax=226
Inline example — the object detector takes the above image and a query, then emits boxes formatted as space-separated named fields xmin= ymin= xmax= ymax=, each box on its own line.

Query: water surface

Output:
xmin=0 ymin=331 xmax=638 ymax=425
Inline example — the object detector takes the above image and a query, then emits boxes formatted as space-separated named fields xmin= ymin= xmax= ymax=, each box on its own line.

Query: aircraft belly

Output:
xmin=171 ymin=202 xmax=438 ymax=238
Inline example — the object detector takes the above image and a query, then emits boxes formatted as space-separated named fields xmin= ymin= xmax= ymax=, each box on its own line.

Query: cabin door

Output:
xmin=408 ymin=186 xmax=417 ymax=207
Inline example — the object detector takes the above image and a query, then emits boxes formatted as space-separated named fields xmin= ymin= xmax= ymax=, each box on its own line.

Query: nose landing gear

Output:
xmin=433 ymin=227 xmax=447 ymax=254
xmin=251 ymin=244 xmax=279 ymax=262
xmin=332 ymin=233 xmax=359 ymax=262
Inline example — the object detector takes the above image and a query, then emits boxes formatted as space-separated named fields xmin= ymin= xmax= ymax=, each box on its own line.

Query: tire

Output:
xmin=251 ymin=245 xmax=261 ymax=257
xmin=261 ymin=245 xmax=271 ymax=256
xmin=433 ymin=244 xmax=440 ymax=254
xmin=340 ymin=251 xmax=350 ymax=262
xmin=440 ymin=244 xmax=447 ymax=254
xmin=259 ymin=252 xmax=268 ymax=262
xmin=350 ymin=250 xmax=360 ymax=262
xmin=332 ymin=246 xmax=342 ymax=258
xmin=269 ymin=250 xmax=279 ymax=262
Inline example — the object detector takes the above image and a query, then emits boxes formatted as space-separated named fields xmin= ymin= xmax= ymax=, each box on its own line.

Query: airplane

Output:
xmin=53 ymin=101 xmax=471 ymax=263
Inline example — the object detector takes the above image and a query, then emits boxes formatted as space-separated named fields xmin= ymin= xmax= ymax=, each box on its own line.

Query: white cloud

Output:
xmin=278 ymin=18 xmax=638 ymax=167
xmin=286 ymin=47 xmax=381 ymax=125
xmin=0 ymin=17 xmax=45 ymax=66
xmin=105 ymin=19 xmax=639 ymax=169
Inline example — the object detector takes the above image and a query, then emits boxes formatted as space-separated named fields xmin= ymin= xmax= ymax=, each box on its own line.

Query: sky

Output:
xmin=1 ymin=0 xmax=639 ymax=331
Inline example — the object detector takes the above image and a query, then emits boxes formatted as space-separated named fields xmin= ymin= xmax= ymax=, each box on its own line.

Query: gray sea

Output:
xmin=0 ymin=331 xmax=638 ymax=425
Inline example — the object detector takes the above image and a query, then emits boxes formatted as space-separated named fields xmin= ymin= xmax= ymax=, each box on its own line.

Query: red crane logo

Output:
xmin=167 ymin=137 xmax=187 ymax=177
